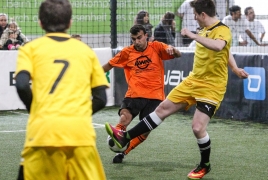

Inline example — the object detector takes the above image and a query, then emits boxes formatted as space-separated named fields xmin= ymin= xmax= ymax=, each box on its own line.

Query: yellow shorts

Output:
xmin=22 ymin=146 xmax=106 ymax=180
xmin=167 ymin=77 xmax=226 ymax=111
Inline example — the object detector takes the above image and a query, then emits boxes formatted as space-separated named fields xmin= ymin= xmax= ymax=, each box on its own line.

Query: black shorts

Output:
xmin=119 ymin=98 xmax=162 ymax=120
xmin=196 ymin=101 xmax=216 ymax=118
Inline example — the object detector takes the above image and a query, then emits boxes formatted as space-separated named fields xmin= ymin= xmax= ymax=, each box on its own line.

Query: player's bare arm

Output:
xmin=102 ymin=62 xmax=113 ymax=72
xmin=181 ymin=28 xmax=226 ymax=51
xmin=166 ymin=45 xmax=181 ymax=58
xmin=228 ymin=53 xmax=249 ymax=79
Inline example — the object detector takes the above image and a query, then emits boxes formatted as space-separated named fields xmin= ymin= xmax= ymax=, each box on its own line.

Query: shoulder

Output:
xmin=149 ymin=41 xmax=168 ymax=50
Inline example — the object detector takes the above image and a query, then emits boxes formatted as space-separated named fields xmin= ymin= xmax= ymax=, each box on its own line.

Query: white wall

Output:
xmin=0 ymin=48 xmax=114 ymax=110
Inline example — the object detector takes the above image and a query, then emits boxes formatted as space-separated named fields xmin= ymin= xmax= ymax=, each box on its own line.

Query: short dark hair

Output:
xmin=130 ymin=24 xmax=146 ymax=35
xmin=229 ymin=5 xmax=241 ymax=15
xmin=244 ymin=6 xmax=253 ymax=15
xmin=39 ymin=0 xmax=72 ymax=32
xmin=190 ymin=0 xmax=216 ymax=17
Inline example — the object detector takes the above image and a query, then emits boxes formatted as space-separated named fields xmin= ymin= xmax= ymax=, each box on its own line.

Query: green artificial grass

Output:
xmin=0 ymin=107 xmax=267 ymax=180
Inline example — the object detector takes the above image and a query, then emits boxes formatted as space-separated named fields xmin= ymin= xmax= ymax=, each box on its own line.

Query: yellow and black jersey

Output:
xmin=15 ymin=33 xmax=109 ymax=147
xmin=190 ymin=21 xmax=231 ymax=88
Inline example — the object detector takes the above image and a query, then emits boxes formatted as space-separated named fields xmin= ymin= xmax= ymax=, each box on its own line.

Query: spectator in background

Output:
xmin=154 ymin=12 xmax=176 ymax=46
xmin=0 ymin=20 xmax=29 ymax=49
xmin=214 ymin=0 xmax=235 ymax=20
xmin=222 ymin=5 xmax=259 ymax=46
xmin=4 ymin=30 xmax=22 ymax=50
xmin=244 ymin=7 xmax=267 ymax=46
xmin=177 ymin=0 xmax=199 ymax=46
xmin=71 ymin=34 xmax=82 ymax=41
xmin=134 ymin=10 xmax=154 ymax=42
xmin=0 ymin=13 xmax=8 ymax=49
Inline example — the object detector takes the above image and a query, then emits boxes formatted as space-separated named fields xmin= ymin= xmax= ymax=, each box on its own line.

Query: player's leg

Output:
xmin=16 ymin=164 xmax=24 ymax=180
xmin=120 ymin=99 xmax=161 ymax=158
xmin=105 ymin=99 xmax=187 ymax=148
xmin=187 ymin=101 xmax=216 ymax=179
xmin=105 ymin=81 xmax=192 ymax=148
xmin=113 ymin=98 xmax=149 ymax=163
xmin=115 ymin=98 xmax=139 ymax=131
xmin=68 ymin=146 xmax=106 ymax=180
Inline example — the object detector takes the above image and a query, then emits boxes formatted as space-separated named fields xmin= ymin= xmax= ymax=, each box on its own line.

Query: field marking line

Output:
xmin=0 ymin=130 xmax=26 ymax=133
xmin=2 ymin=111 xmax=105 ymax=132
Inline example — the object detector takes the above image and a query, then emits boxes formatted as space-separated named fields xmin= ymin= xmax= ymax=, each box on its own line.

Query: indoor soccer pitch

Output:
xmin=0 ymin=106 xmax=267 ymax=180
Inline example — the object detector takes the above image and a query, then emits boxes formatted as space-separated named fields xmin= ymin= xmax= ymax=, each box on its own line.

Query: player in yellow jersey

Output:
xmin=105 ymin=0 xmax=249 ymax=179
xmin=15 ymin=0 xmax=108 ymax=180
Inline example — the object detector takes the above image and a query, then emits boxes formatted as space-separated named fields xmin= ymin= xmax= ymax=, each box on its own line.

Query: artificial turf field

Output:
xmin=0 ymin=106 xmax=267 ymax=180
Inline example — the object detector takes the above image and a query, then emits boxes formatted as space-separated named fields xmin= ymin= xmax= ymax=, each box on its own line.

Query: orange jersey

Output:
xmin=109 ymin=41 xmax=175 ymax=100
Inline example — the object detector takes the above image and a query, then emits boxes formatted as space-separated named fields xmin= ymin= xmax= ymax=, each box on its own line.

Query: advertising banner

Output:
xmin=0 ymin=48 xmax=114 ymax=110
xmin=114 ymin=52 xmax=268 ymax=122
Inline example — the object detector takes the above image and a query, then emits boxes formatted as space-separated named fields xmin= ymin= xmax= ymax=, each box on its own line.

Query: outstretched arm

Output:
xmin=181 ymin=28 xmax=226 ymax=51
xmin=228 ymin=53 xmax=249 ymax=79
xmin=102 ymin=62 xmax=113 ymax=72
xmin=166 ymin=45 xmax=181 ymax=58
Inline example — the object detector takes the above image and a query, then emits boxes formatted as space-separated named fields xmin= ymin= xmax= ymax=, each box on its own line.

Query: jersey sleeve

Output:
xmin=151 ymin=41 xmax=175 ymax=60
xmin=90 ymin=50 xmax=109 ymax=88
xmin=108 ymin=47 xmax=130 ymax=68
xmin=213 ymin=26 xmax=232 ymax=45
xmin=15 ymin=43 xmax=33 ymax=78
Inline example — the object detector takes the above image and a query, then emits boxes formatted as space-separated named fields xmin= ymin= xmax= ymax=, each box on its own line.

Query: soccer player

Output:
xmin=102 ymin=24 xmax=181 ymax=163
xmin=105 ymin=0 xmax=249 ymax=179
xmin=15 ymin=0 xmax=108 ymax=179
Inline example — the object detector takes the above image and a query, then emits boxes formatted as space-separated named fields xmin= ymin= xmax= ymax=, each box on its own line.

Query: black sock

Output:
xmin=125 ymin=114 xmax=159 ymax=139
xmin=198 ymin=139 xmax=211 ymax=165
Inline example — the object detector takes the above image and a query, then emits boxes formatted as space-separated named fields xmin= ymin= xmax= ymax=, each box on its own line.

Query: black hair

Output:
xmin=190 ymin=0 xmax=216 ymax=17
xmin=229 ymin=5 xmax=241 ymax=15
xmin=39 ymin=0 xmax=72 ymax=32
xmin=130 ymin=24 xmax=146 ymax=35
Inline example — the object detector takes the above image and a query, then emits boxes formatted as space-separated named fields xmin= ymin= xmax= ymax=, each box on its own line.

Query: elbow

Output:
xmin=214 ymin=44 xmax=225 ymax=52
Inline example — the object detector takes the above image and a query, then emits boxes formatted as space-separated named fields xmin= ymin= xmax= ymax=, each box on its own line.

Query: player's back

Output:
xmin=16 ymin=32 xmax=105 ymax=146
xmin=25 ymin=33 xmax=94 ymax=119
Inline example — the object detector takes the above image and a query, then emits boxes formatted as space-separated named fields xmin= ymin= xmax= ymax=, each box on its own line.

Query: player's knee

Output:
xmin=191 ymin=124 xmax=205 ymax=136
xmin=119 ymin=109 xmax=132 ymax=125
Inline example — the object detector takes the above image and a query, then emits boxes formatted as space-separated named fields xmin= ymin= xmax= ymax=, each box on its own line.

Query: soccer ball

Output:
xmin=107 ymin=135 xmax=129 ymax=153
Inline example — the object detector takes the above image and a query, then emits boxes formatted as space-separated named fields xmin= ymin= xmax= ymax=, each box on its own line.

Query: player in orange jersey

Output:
xmin=102 ymin=24 xmax=181 ymax=163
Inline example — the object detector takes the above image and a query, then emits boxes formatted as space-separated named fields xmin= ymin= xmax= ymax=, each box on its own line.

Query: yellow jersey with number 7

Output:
xmin=15 ymin=32 xmax=109 ymax=147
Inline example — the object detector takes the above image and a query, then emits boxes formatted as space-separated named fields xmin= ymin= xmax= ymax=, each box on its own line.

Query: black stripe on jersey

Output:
xmin=47 ymin=36 xmax=70 ymax=42
xmin=208 ymin=21 xmax=229 ymax=31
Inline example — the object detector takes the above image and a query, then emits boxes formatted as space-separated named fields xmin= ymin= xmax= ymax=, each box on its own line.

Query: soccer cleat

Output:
xmin=112 ymin=153 xmax=125 ymax=163
xmin=187 ymin=163 xmax=211 ymax=179
xmin=105 ymin=123 xmax=129 ymax=149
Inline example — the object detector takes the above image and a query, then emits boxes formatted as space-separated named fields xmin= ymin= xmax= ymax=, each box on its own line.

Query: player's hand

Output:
xmin=181 ymin=28 xmax=196 ymax=39
xmin=166 ymin=45 xmax=176 ymax=55
xmin=233 ymin=68 xmax=249 ymax=79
